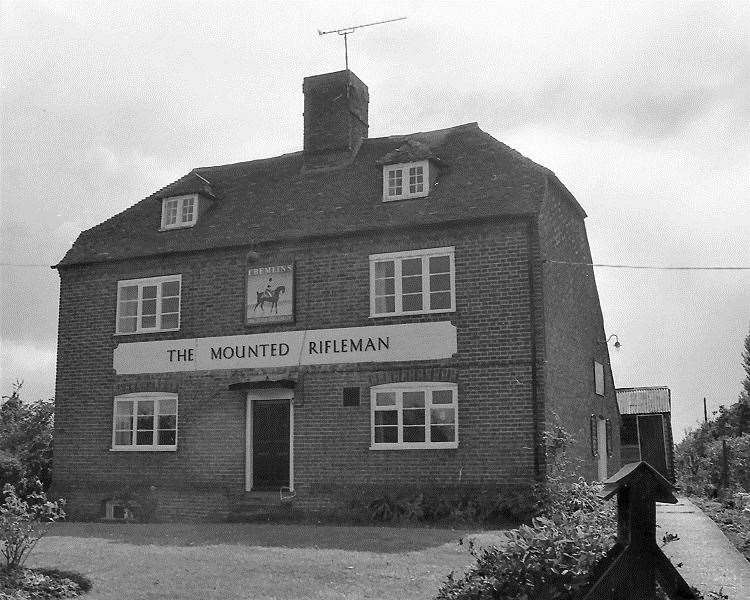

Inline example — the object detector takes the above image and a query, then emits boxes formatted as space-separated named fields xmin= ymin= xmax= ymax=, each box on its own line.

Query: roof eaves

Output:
xmin=53 ymin=211 xmax=537 ymax=269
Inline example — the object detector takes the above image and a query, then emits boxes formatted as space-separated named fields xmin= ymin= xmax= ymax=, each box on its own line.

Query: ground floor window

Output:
xmin=112 ymin=392 xmax=178 ymax=451
xmin=370 ymin=382 xmax=458 ymax=449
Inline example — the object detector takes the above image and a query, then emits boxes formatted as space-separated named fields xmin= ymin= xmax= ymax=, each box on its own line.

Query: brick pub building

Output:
xmin=54 ymin=70 xmax=620 ymax=520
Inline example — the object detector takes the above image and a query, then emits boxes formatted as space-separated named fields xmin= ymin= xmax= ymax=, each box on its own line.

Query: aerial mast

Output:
xmin=318 ymin=17 xmax=406 ymax=70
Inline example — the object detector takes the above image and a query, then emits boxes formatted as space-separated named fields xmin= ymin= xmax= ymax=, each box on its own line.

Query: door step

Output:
xmin=226 ymin=490 xmax=295 ymax=522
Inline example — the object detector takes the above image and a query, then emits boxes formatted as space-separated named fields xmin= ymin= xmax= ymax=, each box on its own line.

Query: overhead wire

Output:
xmin=1 ymin=260 xmax=749 ymax=271
xmin=542 ymin=260 xmax=750 ymax=271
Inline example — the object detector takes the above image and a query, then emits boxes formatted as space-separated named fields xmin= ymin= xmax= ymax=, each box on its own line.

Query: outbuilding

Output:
xmin=617 ymin=386 xmax=675 ymax=481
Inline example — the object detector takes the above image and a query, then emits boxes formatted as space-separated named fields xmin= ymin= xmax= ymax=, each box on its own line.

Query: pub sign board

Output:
xmin=246 ymin=263 xmax=294 ymax=324
xmin=113 ymin=322 xmax=457 ymax=374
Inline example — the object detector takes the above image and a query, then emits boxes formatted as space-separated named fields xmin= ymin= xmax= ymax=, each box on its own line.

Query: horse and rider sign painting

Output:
xmin=246 ymin=263 xmax=294 ymax=323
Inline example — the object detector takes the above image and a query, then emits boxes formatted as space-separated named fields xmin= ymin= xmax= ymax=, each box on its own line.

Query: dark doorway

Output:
xmin=252 ymin=400 xmax=290 ymax=489
xmin=638 ymin=414 xmax=668 ymax=478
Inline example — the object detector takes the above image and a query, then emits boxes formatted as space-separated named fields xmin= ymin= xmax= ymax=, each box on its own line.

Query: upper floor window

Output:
xmin=161 ymin=194 xmax=198 ymax=230
xmin=370 ymin=382 xmax=458 ymax=450
xmin=112 ymin=392 xmax=177 ymax=451
xmin=382 ymin=160 xmax=429 ymax=201
xmin=116 ymin=275 xmax=181 ymax=334
xmin=594 ymin=361 xmax=605 ymax=396
xmin=369 ymin=247 xmax=455 ymax=317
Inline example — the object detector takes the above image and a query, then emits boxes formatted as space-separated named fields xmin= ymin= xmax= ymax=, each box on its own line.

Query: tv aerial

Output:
xmin=318 ymin=17 xmax=406 ymax=70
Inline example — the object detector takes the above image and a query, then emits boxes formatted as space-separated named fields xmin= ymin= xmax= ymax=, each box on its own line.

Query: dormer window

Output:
xmin=383 ymin=160 xmax=429 ymax=201
xmin=161 ymin=194 xmax=198 ymax=230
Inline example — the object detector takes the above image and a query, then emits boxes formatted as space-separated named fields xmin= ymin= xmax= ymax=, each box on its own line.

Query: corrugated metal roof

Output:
xmin=616 ymin=387 xmax=671 ymax=414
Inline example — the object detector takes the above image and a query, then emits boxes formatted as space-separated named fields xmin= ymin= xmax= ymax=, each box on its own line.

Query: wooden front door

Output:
xmin=252 ymin=399 xmax=290 ymax=489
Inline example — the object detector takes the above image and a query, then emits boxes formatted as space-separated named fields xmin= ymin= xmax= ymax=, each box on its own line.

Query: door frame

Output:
xmin=246 ymin=388 xmax=294 ymax=492
xmin=596 ymin=417 xmax=608 ymax=481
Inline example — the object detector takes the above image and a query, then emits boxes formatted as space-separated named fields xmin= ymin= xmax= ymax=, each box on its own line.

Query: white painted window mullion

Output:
xmin=425 ymin=391 xmax=432 ymax=443
xmin=397 ymin=392 xmax=403 ymax=444
xmin=394 ymin=259 xmax=403 ymax=314
xmin=131 ymin=400 xmax=138 ymax=446
xmin=450 ymin=252 xmax=456 ymax=311
xmin=136 ymin=284 xmax=144 ymax=332
xmin=153 ymin=398 xmax=159 ymax=447
xmin=369 ymin=261 xmax=375 ymax=316
xmin=422 ymin=255 xmax=430 ymax=311
xmin=454 ymin=393 xmax=459 ymax=442
xmin=155 ymin=284 xmax=163 ymax=330
xmin=176 ymin=281 xmax=181 ymax=329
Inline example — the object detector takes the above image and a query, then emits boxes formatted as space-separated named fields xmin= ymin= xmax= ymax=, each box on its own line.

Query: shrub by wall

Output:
xmin=435 ymin=423 xmax=617 ymax=600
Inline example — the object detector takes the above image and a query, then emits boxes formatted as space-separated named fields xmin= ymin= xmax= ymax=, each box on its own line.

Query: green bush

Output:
xmin=364 ymin=487 xmax=537 ymax=525
xmin=438 ymin=510 xmax=615 ymax=600
xmin=0 ymin=452 xmax=22 ymax=490
xmin=1 ymin=383 xmax=54 ymax=491
xmin=676 ymin=431 xmax=750 ymax=497
xmin=435 ymin=422 xmax=617 ymax=600
xmin=675 ymin=330 xmax=750 ymax=498
xmin=0 ymin=480 xmax=65 ymax=570
xmin=0 ymin=566 xmax=91 ymax=598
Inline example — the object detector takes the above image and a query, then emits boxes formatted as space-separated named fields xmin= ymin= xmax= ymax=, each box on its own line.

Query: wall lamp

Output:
xmin=601 ymin=334 xmax=621 ymax=349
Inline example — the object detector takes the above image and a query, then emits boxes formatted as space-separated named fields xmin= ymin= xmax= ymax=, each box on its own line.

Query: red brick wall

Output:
xmin=537 ymin=178 xmax=621 ymax=479
xmin=55 ymin=218 xmax=543 ymax=519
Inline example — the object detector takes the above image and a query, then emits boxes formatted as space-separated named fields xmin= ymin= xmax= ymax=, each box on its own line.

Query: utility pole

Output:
xmin=703 ymin=397 xmax=708 ymax=423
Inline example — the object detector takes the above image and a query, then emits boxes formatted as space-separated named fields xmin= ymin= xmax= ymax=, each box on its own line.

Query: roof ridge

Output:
xmin=616 ymin=386 xmax=670 ymax=391
xmin=194 ymin=149 xmax=303 ymax=173
xmin=367 ymin=121 xmax=479 ymax=143
xmin=192 ymin=123 xmax=482 ymax=173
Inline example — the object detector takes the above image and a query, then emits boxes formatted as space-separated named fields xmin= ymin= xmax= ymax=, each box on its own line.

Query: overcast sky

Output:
xmin=1 ymin=1 xmax=748 ymax=441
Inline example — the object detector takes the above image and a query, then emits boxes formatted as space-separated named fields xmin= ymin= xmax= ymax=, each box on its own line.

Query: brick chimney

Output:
xmin=303 ymin=70 xmax=369 ymax=171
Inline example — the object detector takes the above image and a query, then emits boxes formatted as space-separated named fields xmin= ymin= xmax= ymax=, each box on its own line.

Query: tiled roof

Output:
xmin=616 ymin=387 xmax=672 ymax=415
xmin=57 ymin=122 xmax=581 ymax=267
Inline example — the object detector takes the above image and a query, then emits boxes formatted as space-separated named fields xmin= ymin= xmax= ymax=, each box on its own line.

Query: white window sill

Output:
xmin=159 ymin=221 xmax=198 ymax=231
xmin=114 ymin=327 xmax=180 ymax=336
xmin=110 ymin=446 xmax=177 ymax=452
xmin=369 ymin=442 xmax=458 ymax=451
xmin=382 ymin=191 xmax=429 ymax=202
xmin=369 ymin=308 xmax=455 ymax=319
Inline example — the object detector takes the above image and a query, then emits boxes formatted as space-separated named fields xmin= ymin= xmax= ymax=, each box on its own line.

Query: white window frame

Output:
xmin=160 ymin=194 xmax=199 ymax=230
xmin=115 ymin=274 xmax=181 ymax=334
xmin=104 ymin=500 xmax=134 ymax=520
xmin=594 ymin=361 xmax=605 ymax=396
xmin=370 ymin=382 xmax=458 ymax=450
xmin=111 ymin=392 xmax=178 ymax=452
xmin=369 ymin=247 xmax=455 ymax=317
xmin=382 ymin=160 xmax=429 ymax=201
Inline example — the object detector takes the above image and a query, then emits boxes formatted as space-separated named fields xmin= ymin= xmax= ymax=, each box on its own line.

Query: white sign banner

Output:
xmin=113 ymin=322 xmax=457 ymax=374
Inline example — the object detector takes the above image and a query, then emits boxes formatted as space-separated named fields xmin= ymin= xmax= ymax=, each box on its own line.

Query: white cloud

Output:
xmin=0 ymin=340 xmax=56 ymax=401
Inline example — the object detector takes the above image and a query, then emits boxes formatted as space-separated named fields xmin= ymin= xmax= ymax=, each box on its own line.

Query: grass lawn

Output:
xmin=27 ymin=522 xmax=500 ymax=600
